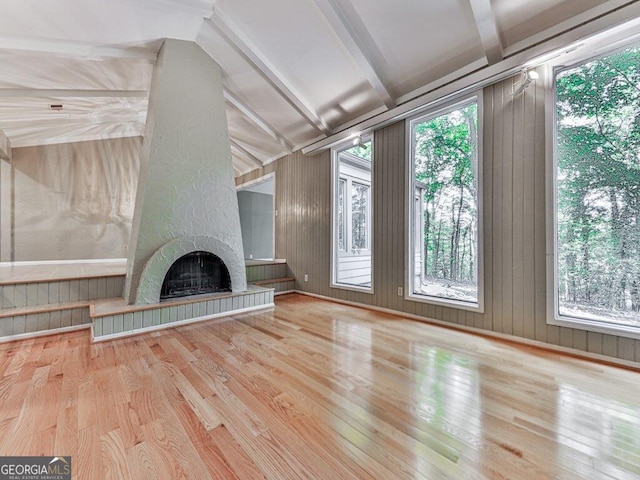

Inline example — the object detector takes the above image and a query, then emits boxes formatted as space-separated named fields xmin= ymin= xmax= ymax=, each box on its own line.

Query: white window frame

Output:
xmin=337 ymin=169 xmax=372 ymax=256
xmin=546 ymin=40 xmax=640 ymax=340
xmin=337 ymin=178 xmax=347 ymax=252
xmin=331 ymin=137 xmax=374 ymax=293
xmin=405 ymin=94 xmax=484 ymax=313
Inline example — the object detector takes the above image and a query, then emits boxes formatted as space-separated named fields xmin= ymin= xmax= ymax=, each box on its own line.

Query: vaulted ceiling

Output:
xmin=0 ymin=0 xmax=638 ymax=175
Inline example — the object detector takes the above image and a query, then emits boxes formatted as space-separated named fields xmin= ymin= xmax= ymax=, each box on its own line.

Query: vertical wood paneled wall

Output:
xmin=237 ymin=71 xmax=640 ymax=363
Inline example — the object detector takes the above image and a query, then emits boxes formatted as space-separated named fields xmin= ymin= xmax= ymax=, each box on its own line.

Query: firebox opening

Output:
xmin=160 ymin=251 xmax=231 ymax=300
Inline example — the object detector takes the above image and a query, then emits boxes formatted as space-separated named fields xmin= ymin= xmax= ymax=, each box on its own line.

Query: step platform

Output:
xmin=0 ymin=261 xmax=126 ymax=340
xmin=0 ymin=259 xmax=290 ymax=342
xmin=91 ymin=284 xmax=274 ymax=341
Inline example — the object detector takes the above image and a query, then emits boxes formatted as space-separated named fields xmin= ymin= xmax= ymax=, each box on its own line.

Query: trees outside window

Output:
xmin=552 ymin=43 xmax=640 ymax=333
xmin=351 ymin=182 xmax=369 ymax=251
xmin=332 ymin=139 xmax=373 ymax=291
xmin=408 ymin=98 xmax=482 ymax=310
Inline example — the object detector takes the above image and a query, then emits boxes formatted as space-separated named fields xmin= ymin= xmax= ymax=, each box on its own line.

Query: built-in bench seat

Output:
xmin=245 ymin=258 xmax=289 ymax=282
xmin=0 ymin=259 xmax=292 ymax=341
xmin=252 ymin=277 xmax=295 ymax=294
xmin=245 ymin=259 xmax=295 ymax=294
xmin=0 ymin=300 xmax=92 ymax=339
xmin=0 ymin=300 xmax=91 ymax=319
xmin=0 ymin=262 xmax=127 ymax=340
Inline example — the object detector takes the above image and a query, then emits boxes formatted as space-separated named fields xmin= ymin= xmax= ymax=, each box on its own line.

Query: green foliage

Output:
xmin=351 ymin=182 xmax=368 ymax=251
xmin=345 ymin=142 xmax=372 ymax=162
xmin=413 ymin=102 xmax=478 ymax=298
xmin=556 ymin=44 xmax=640 ymax=320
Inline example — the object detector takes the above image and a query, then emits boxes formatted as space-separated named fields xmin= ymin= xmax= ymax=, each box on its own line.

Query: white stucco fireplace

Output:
xmin=90 ymin=39 xmax=272 ymax=341
xmin=122 ymin=39 xmax=247 ymax=306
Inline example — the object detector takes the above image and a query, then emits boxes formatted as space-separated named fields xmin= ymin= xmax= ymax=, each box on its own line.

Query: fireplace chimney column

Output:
xmin=123 ymin=39 xmax=246 ymax=305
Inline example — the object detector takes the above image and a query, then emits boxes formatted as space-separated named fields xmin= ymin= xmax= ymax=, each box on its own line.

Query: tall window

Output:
xmin=551 ymin=43 xmax=640 ymax=336
xmin=332 ymin=139 xmax=373 ymax=291
xmin=338 ymin=179 xmax=346 ymax=251
xmin=408 ymin=98 xmax=482 ymax=310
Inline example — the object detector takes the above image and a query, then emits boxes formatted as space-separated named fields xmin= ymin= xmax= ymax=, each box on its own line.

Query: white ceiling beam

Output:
xmin=0 ymin=130 xmax=11 ymax=161
xmin=311 ymin=0 xmax=395 ymax=109
xmin=223 ymin=89 xmax=293 ymax=153
xmin=302 ymin=1 xmax=640 ymax=154
xmin=0 ymin=35 xmax=157 ymax=61
xmin=502 ymin=0 xmax=632 ymax=56
xmin=201 ymin=12 xmax=332 ymax=135
xmin=468 ymin=0 xmax=503 ymax=64
xmin=397 ymin=58 xmax=487 ymax=105
xmin=0 ymin=89 xmax=148 ymax=98
xmin=229 ymin=139 xmax=263 ymax=168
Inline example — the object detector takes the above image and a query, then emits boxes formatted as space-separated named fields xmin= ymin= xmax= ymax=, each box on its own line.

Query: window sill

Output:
xmin=549 ymin=315 xmax=640 ymax=341
xmin=406 ymin=292 xmax=483 ymax=313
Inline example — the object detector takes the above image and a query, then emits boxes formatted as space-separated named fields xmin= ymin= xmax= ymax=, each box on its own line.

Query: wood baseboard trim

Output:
xmin=92 ymin=303 xmax=275 ymax=343
xmin=293 ymin=290 xmax=640 ymax=372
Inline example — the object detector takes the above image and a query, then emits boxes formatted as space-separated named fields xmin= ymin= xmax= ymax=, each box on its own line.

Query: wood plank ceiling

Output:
xmin=0 ymin=0 xmax=635 ymax=175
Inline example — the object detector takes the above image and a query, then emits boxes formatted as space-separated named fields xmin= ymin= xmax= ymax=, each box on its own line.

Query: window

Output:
xmin=332 ymin=138 xmax=373 ymax=292
xmin=338 ymin=179 xmax=346 ymax=251
xmin=550 ymin=42 xmax=640 ymax=337
xmin=408 ymin=97 xmax=483 ymax=311
xmin=351 ymin=182 xmax=369 ymax=251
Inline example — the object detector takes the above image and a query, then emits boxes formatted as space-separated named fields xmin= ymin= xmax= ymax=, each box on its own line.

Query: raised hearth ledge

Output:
xmin=244 ymin=258 xmax=286 ymax=266
xmin=133 ymin=235 xmax=247 ymax=305
xmin=91 ymin=284 xmax=273 ymax=342
xmin=0 ymin=259 xmax=126 ymax=285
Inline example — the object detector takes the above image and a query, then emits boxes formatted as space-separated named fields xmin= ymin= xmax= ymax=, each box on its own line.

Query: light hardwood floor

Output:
xmin=0 ymin=293 xmax=639 ymax=479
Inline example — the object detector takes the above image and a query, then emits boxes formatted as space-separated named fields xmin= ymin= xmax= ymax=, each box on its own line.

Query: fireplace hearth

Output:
xmin=160 ymin=251 xmax=231 ymax=300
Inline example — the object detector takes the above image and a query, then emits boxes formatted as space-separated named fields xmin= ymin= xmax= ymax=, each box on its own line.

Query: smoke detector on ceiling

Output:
xmin=49 ymin=104 xmax=63 ymax=111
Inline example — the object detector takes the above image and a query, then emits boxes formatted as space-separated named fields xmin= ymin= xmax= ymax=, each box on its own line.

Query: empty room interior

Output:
xmin=2 ymin=0 xmax=640 ymax=478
